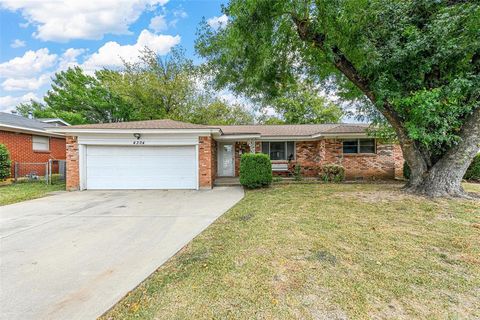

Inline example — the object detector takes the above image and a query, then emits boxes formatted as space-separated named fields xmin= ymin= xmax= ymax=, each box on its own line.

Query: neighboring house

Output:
xmin=49 ymin=119 xmax=404 ymax=191
xmin=0 ymin=112 xmax=67 ymax=177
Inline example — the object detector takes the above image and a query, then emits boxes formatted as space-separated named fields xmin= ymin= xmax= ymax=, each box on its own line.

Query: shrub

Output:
xmin=239 ymin=153 xmax=272 ymax=188
xmin=465 ymin=154 xmax=480 ymax=181
xmin=403 ymin=162 xmax=411 ymax=180
xmin=293 ymin=164 xmax=302 ymax=181
xmin=320 ymin=164 xmax=345 ymax=182
xmin=0 ymin=144 xmax=11 ymax=180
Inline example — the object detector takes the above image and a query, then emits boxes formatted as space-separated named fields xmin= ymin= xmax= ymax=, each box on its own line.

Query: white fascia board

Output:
xmin=0 ymin=124 xmax=65 ymax=138
xmin=258 ymin=135 xmax=319 ymax=141
xmin=46 ymin=128 xmax=221 ymax=135
xmin=215 ymin=134 xmax=261 ymax=141
xmin=313 ymin=132 xmax=369 ymax=139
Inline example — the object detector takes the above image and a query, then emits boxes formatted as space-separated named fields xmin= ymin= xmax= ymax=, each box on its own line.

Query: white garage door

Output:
xmin=85 ymin=145 xmax=197 ymax=189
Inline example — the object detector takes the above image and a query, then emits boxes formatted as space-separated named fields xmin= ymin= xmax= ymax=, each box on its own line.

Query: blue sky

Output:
xmin=0 ymin=0 xmax=228 ymax=112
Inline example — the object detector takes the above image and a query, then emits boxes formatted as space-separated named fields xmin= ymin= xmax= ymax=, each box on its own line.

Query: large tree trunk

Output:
xmin=405 ymin=107 xmax=480 ymax=197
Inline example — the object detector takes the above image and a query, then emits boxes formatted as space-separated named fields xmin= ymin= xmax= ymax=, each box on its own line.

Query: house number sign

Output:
xmin=133 ymin=140 xmax=145 ymax=145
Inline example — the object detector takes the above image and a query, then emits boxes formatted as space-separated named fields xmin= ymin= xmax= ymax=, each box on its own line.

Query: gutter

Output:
xmin=0 ymin=124 xmax=65 ymax=138
xmin=312 ymin=132 xmax=369 ymax=139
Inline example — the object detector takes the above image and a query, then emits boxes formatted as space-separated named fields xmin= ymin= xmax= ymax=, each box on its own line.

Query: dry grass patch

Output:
xmin=102 ymin=183 xmax=480 ymax=320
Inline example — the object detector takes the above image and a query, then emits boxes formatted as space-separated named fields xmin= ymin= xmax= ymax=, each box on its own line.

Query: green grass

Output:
xmin=0 ymin=182 xmax=65 ymax=206
xmin=102 ymin=183 xmax=480 ymax=320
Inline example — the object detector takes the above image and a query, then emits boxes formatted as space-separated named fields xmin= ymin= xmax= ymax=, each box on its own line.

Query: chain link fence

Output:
xmin=13 ymin=160 xmax=66 ymax=185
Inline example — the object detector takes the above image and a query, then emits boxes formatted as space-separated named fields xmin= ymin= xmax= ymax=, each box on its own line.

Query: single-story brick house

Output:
xmin=48 ymin=119 xmax=405 ymax=191
xmin=0 ymin=112 xmax=67 ymax=177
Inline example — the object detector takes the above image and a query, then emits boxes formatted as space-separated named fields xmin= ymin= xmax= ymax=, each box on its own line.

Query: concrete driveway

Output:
xmin=0 ymin=187 xmax=244 ymax=320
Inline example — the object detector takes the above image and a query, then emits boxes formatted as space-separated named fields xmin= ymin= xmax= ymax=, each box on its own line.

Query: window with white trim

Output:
xmin=32 ymin=136 xmax=50 ymax=151
xmin=261 ymin=141 xmax=295 ymax=160
xmin=342 ymin=139 xmax=376 ymax=154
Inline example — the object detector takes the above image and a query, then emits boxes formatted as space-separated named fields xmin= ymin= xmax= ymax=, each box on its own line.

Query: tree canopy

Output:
xmin=17 ymin=47 xmax=255 ymax=126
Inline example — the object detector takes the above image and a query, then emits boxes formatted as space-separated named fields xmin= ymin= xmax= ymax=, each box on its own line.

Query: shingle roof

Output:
xmin=68 ymin=119 xmax=211 ymax=129
xmin=0 ymin=112 xmax=55 ymax=131
xmin=215 ymin=123 xmax=369 ymax=136
xmin=59 ymin=119 xmax=370 ymax=136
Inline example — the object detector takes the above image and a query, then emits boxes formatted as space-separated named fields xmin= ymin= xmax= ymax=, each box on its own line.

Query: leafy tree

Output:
xmin=188 ymin=99 xmax=254 ymax=125
xmin=256 ymin=115 xmax=286 ymax=125
xmin=196 ymin=0 xmax=480 ymax=197
xmin=43 ymin=66 xmax=134 ymax=123
xmin=108 ymin=47 xmax=255 ymax=124
xmin=16 ymin=100 xmax=87 ymax=125
xmin=112 ymin=47 xmax=197 ymax=120
xmin=16 ymin=47 xmax=255 ymax=126
xmin=272 ymin=89 xmax=342 ymax=124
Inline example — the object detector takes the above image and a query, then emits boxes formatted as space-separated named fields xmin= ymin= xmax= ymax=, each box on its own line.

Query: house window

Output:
xmin=32 ymin=136 xmax=50 ymax=151
xmin=261 ymin=141 xmax=295 ymax=160
xmin=342 ymin=139 xmax=376 ymax=154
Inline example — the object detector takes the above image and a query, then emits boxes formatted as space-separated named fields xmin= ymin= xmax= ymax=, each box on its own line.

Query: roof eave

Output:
xmin=311 ymin=132 xmax=369 ymax=139
xmin=46 ymin=127 xmax=222 ymax=135
xmin=0 ymin=124 xmax=64 ymax=137
xmin=215 ymin=133 xmax=261 ymax=141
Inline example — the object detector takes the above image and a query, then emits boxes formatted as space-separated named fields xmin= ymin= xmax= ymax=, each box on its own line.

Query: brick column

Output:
xmin=199 ymin=136 xmax=215 ymax=189
xmin=66 ymin=136 xmax=80 ymax=191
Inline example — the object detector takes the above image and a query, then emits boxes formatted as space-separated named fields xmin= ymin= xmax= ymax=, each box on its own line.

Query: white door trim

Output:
xmin=195 ymin=144 xmax=199 ymax=190
xmin=79 ymin=144 xmax=87 ymax=190
xmin=217 ymin=142 xmax=235 ymax=177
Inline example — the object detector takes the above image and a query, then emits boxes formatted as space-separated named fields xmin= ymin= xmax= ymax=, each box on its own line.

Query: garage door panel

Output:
xmin=86 ymin=147 xmax=195 ymax=156
xmin=86 ymin=146 xmax=196 ymax=189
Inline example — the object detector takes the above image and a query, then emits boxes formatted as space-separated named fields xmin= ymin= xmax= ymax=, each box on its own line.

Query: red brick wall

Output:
xmin=242 ymin=139 xmax=404 ymax=180
xmin=199 ymin=136 xmax=215 ymax=188
xmin=0 ymin=130 xmax=66 ymax=177
xmin=322 ymin=139 xmax=398 ymax=180
xmin=286 ymin=141 xmax=322 ymax=177
xmin=66 ymin=136 xmax=79 ymax=191
xmin=234 ymin=141 xmax=251 ymax=176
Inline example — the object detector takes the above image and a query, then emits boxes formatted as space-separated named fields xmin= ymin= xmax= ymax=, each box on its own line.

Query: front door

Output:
xmin=219 ymin=143 xmax=234 ymax=176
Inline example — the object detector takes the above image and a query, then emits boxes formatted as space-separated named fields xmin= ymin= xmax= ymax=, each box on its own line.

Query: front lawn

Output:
xmin=0 ymin=182 xmax=65 ymax=206
xmin=103 ymin=183 xmax=480 ymax=319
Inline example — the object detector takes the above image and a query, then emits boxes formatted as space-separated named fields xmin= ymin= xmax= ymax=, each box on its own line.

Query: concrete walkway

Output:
xmin=0 ymin=187 xmax=244 ymax=320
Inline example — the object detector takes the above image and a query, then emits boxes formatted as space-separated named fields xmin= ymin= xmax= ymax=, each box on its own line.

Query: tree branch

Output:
xmin=291 ymin=15 xmax=432 ymax=178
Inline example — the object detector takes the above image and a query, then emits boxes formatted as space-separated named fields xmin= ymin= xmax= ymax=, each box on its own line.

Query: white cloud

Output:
xmin=0 ymin=0 xmax=170 ymax=42
xmin=149 ymin=15 xmax=167 ymax=32
xmin=0 ymin=47 xmax=85 ymax=93
xmin=173 ymin=8 xmax=187 ymax=19
xmin=0 ymin=48 xmax=57 ymax=78
xmin=0 ymin=47 xmax=86 ymax=110
xmin=0 ymin=92 xmax=41 ymax=112
xmin=1 ymin=74 xmax=50 ymax=91
xmin=10 ymin=39 xmax=26 ymax=48
xmin=57 ymin=48 xmax=86 ymax=71
xmin=207 ymin=14 xmax=228 ymax=30
xmin=82 ymin=29 xmax=180 ymax=72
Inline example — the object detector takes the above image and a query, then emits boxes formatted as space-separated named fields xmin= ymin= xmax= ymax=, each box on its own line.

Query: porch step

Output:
xmin=214 ymin=177 xmax=241 ymax=186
